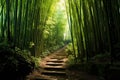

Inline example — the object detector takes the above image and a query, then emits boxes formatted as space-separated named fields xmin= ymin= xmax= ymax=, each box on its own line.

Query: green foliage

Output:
xmin=65 ymin=43 xmax=77 ymax=65
xmin=29 ymin=41 xmax=35 ymax=48
xmin=66 ymin=43 xmax=73 ymax=56
xmin=67 ymin=55 xmax=75 ymax=65
xmin=0 ymin=44 xmax=38 ymax=79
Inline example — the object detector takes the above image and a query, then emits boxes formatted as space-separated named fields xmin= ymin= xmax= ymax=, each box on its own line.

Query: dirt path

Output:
xmin=26 ymin=46 xmax=98 ymax=80
xmin=27 ymin=46 xmax=68 ymax=80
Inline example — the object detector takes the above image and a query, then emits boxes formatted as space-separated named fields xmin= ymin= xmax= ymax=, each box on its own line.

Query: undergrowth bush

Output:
xmin=91 ymin=52 xmax=110 ymax=63
xmin=0 ymin=44 xmax=38 ymax=79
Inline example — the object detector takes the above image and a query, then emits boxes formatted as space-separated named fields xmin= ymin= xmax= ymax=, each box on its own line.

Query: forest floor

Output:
xmin=26 ymin=46 xmax=98 ymax=80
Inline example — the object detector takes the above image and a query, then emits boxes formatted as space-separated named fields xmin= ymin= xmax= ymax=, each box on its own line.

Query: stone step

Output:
xmin=55 ymin=54 xmax=67 ymax=56
xmin=44 ymin=65 xmax=65 ymax=68
xmin=46 ymin=62 xmax=64 ymax=64
xmin=47 ymin=58 xmax=64 ymax=61
xmin=48 ymin=59 xmax=59 ymax=60
xmin=44 ymin=67 xmax=66 ymax=71
xmin=41 ymin=71 xmax=66 ymax=76
xmin=46 ymin=63 xmax=64 ymax=66
xmin=50 ymin=58 xmax=63 ymax=60
xmin=50 ymin=56 xmax=66 ymax=59
xmin=46 ymin=60 xmax=64 ymax=63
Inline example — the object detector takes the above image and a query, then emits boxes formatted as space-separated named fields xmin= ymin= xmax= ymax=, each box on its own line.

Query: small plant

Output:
xmin=65 ymin=43 xmax=77 ymax=66
xmin=67 ymin=55 xmax=75 ymax=65
xmin=65 ymin=43 xmax=73 ymax=56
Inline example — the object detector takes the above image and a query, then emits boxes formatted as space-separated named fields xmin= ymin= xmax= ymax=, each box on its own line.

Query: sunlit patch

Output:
xmin=58 ymin=0 xmax=65 ymax=10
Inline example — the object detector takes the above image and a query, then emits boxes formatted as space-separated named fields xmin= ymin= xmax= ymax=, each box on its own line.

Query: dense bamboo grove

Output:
xmin=0 ymin=0 xmax=120 ymax=66
xmin=66 ymin=0 xmax=120 ymax=63
xmin=0 ymin=0 xmax=71 ymax=79
xmin=0 ymin=0 xmax=120 ymax=79
xmin=0 ymin=0 xmax=68 ymax=57
xmin=0 ymin=0 xmax=120 ymax=64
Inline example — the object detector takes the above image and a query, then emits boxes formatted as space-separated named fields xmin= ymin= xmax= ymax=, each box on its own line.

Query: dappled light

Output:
xmin=0 ymin=0 xmax=120 ymax=80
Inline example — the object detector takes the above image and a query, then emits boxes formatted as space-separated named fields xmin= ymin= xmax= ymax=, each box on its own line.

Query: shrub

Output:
xmin=0 ymin=44 xmax=37 ymax=79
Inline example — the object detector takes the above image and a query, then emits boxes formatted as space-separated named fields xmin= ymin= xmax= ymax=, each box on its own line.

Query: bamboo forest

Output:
xmin=0 ymin=0 xmax=120 ymax=80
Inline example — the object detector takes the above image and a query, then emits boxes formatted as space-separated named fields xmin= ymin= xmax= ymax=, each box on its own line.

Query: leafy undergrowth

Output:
xmin=0 ymin=44 xmax=39 ymax=80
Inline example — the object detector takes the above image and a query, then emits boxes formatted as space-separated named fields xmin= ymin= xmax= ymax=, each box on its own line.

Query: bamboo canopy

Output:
xmin=0 ymin=0 xmax=120 ymax=62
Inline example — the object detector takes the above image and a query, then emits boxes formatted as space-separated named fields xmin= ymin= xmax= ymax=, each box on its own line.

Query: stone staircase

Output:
xmin=27 ymin=47 xmax=68 ymax=80
xmin=41 ymin=57 xmax=67 ymax=77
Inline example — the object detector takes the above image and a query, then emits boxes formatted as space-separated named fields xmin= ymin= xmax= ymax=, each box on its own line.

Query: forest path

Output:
xmin=27 ymin=46 xmax=69 ymax=80
xmin=26 ymin=46 xmax=98 ymax=80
